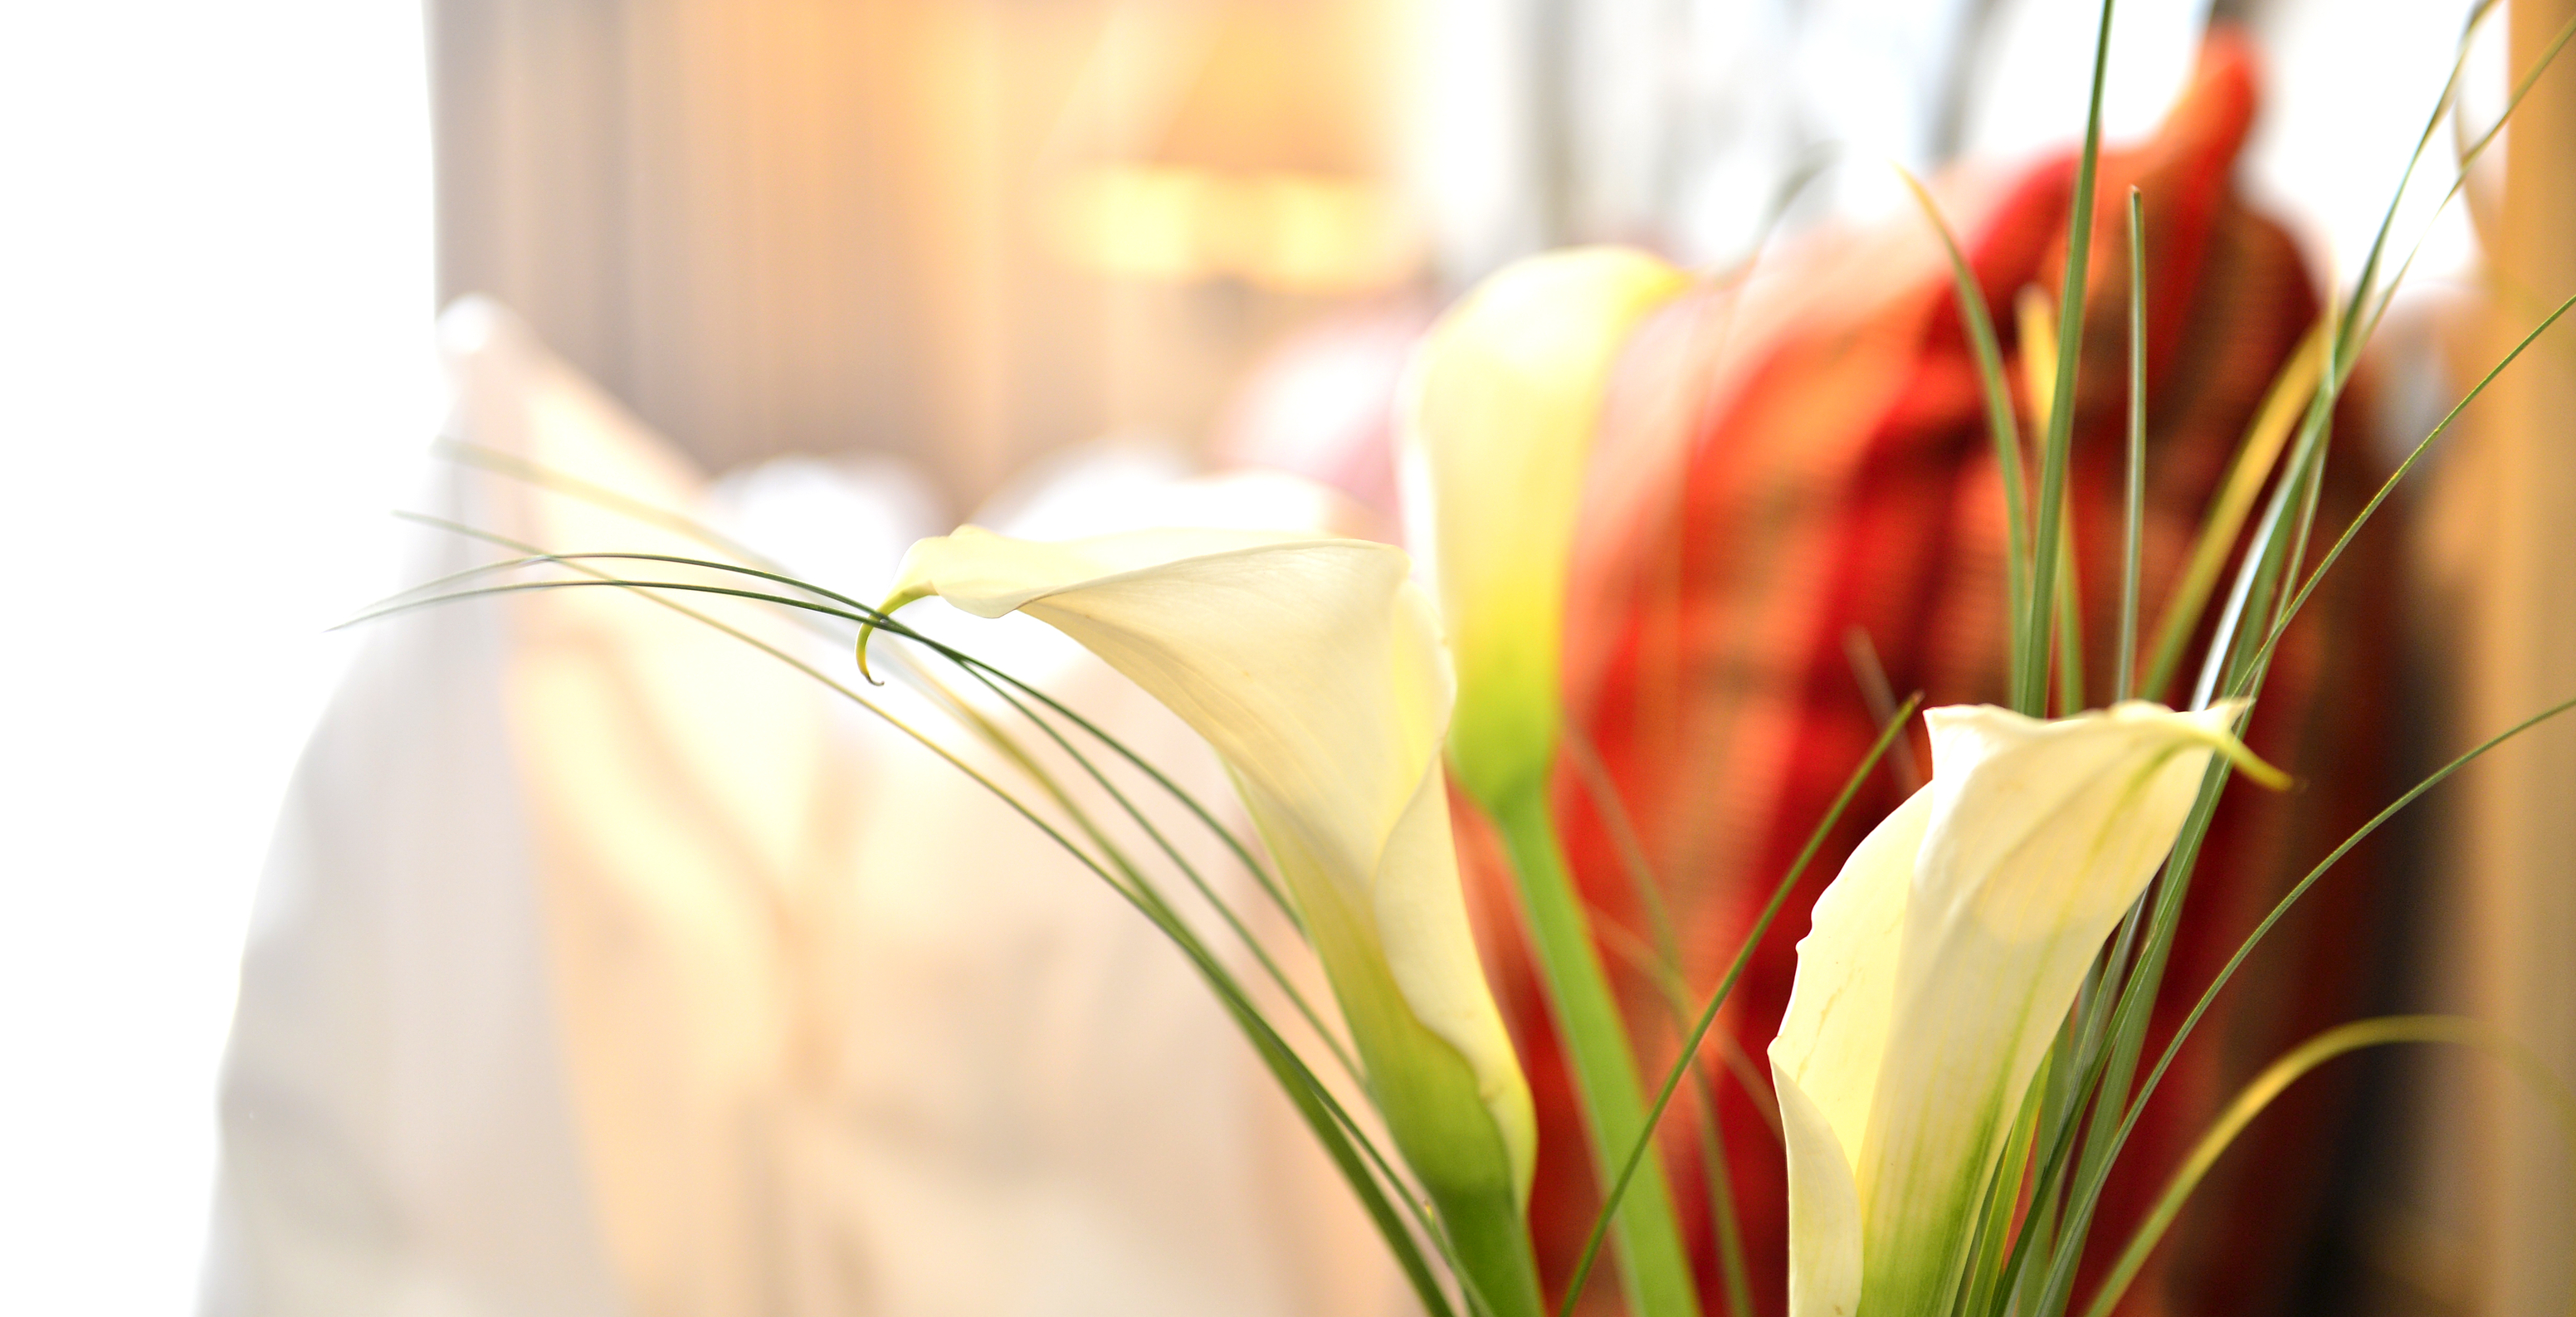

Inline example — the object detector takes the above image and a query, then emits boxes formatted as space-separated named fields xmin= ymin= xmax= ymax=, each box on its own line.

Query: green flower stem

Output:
xmin=1492 ymin=784 xmax=1701 ymax=1317
xmin=1442 ymin=1185 xmax=1552 ymax=1317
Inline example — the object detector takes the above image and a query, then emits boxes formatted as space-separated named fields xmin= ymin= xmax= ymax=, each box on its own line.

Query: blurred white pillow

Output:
xmin=204 ymin=297 xmax=1407 ymax=1317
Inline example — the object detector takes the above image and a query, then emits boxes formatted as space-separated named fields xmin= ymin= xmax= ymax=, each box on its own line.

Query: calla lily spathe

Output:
xmin=871 ymin=525 xmax=1540 ymax=1300
xmin=1399 ymin=245 xmax=1690 ymax=808
xmin=1769 ymin=701 xmax=2281 ymax=1317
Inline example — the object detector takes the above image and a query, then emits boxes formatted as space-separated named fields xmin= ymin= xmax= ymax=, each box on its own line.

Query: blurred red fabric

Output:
xmin=1461 ymin=31 xmax=2404 ymax=1317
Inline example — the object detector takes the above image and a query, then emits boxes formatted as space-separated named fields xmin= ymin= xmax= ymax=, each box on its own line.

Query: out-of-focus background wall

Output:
xmin=428 ymin=0 xmax=1416 ymax=505
xmin=420 ymin=0 xmax=2500 ymax=505
xmin=6 ymin=0 xmax=2575 ymax=1313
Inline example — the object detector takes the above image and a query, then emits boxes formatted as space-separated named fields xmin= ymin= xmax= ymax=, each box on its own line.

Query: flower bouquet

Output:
xmin=354 ymin=3 xmax=2576 ymax=1314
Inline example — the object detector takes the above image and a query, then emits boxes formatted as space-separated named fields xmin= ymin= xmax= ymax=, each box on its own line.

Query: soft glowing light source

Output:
xmin=1046 ymin=163 xmax=1418 ymax=294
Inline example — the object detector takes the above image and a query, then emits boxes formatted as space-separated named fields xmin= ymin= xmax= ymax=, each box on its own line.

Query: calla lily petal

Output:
xmin=1400 ymin=246 xmax=1690 ymax=807
xmin=1771 ymin=788 xmax=1934 ymax=1166
xmin=1773 ymin=1064 xmax=1866 ymax=1317
xmin=1772 ymin=700 xmax=2268 ymax=1316
xmin=1771 ymin=787 xmax=1926 ymax=1317
xmin=879 ymin=525 xmax=1535 ymax=1206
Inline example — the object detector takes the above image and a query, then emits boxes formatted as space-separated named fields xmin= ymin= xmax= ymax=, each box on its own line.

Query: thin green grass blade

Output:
xmin=2188 ymin=461 xmax=2299 ymax=712
xmin=2059 ymin=694 xmax=2576 ymax=1298
xmin=1492 ymin=792 xmax=1700 ymax=1317
xmin=2028 ymin=755 xmax=2234 ymax=1314
xmin=362 ymin=537 xmax=891 ymax=657
xmin=2252 ymin=315 xmax=2349 ymax=680
xmin=363 ymin=530 xmax=1368 ymax=1093
xmin=432 ymin=438 xmax=781 ymax=568
xmin=2325 ymin=1 xmax=2515 ymax=372
xmin=1982 ymin=867 xmax=2212 ymax=1317
xmin=901 ymin=646 xmax=1365 ymax=1084
xmin=414 ymin=455 xmax=1315 ymax=935
xmin=2055 ymin=521 xmax=2088 ymax=715
xmin=2007 ymin=9 xmax=2575 ymax=1310
xmin=2118 ymin=188 xmax=2146 ymax=702
xmin=1686 ymin=1071 xmax=1756 ymax=1317
xmin=2014 ymin=1022 xmax=2079 ymax=1315
xmin=1591 ymin=912 xmax=1758 ymax=1317
xmin=2219 ymin=5 xmax=2576 ymax=704
xmin=2038 ymin=690 xmax=2576 ymax=1316
xmin=940 ymin=652 xmax=1305 ymax=934
xmin=2135 ymin=325 xmax=2324 ymax=702
xmin=2229 ymin=290 xmax=2576 ymax=698
xmin=371 ymin=519 xmax=1471 ymax=1315
xmin=1556 ymin=695 xmax=1923 ymax=1317
xmin=344 ymin=573 xmax=881 ymax=630
xmin=2016 ymin=0 xmax=2120 ymax=717
xmin=1998 ymin=874 xmax=2160 ymax=1311
xmin=1900 ymin=166 xmax=2032 ymax=656
xmin=2013 ymin=286 xmax=2089 ymax=717
xmin=1593 ymin=913 xmax=1779 ymax=1146
xmin=1561 ymin=728 xmax=1757 ymax=1317
xmin=1844 ymin=628 xmax=1926 ymax=792
xmin=1562 ymin=728 xmax=1688 ymax=974
xmin=2351 ymin=5 xmax=2574 ymax=359
xmin=2077 ymin=1015 xmax=2576 ymax=1317
xmin=1232 ymin=991 xmax=1467 ymax=1317
xmin=1977 ymin=1004 xmax=2134 ymax=1317
xmin=1949 ymin=1062 xmax=2048 ymax=1317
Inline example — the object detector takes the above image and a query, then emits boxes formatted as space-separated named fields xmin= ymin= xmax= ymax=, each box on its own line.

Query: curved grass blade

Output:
xmin=2031 ymin=693 xmax=2576 ymax=1317
xmin=1562 ymin=728 xmax=1759 ymax=1317
xmin=2077 ymin=1014 xmax=2576 ymax=1317
xmin=1556 ymin=695 xmax=1923 ymax=1317
xmin=2193 ymin=4 xmax=2576 ymax=711
xmin=2349 ymin=4 xmax=2574 ymax=358
xmin=2134 ymin=324 xmax=2325 ymax=702
xmin=1998 ymin=8 xmax=2571 ymax=1311
xmin=1947 ymin=1061 xmax=2051 ymax=1317
xmin=897 ymin=648 xmax=1364 ymax=1083
xmin=365 ymin=521 xmax=1471 ymax=1315
xmin=361 ymin=526 xmax=1359 ymax=1085
xmin=1899 ymin=166 xmax=2032 ymax=661
xmin=2225 ymin=290 xmax=2576 ymax=700
xmin=433 ymin=438 xmax=780 ymax=568
xmin=2015 ymin=0 xmax=2120 ymax=717
xmin=2013 ymin=285 xmax=2092 ymax=716
xmin=417 ymin=455 xmax=1310 ymax=934
xmin=2117 ymin=188 xmax=2145 ymax=703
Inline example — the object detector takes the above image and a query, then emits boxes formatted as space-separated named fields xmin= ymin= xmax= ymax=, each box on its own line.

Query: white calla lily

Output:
xmin=1769 ymin=700 xmax=2284 ymax=1317
xmin=1400 ymin=245 xmax=1690 ymax=807
xmin=1402 ymin=246 xmax=1707 ymax=1317
xmin=871 ymin=524 xmax=1542 ymax=1309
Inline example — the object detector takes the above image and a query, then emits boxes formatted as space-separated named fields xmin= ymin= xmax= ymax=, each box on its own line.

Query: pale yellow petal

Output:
xmin=1370 ymin=758 xmax=1536 ymax=1196
xmin=886 ymin=524 xmax=1319 ymax=618
xmin=893 ymin=528 xmax=1447 ymax=885
xmin=1770 ymin=1056 xmax=1865 ymax=1317
xmin=878 ymin=525 xmax=1532 ymax=1212
xmin=1913 ymin=700 xmax=2253 ymax=941
xmin=1401 ymin=246 xmax=1690 ymax=806
xmin=1854 ymin=700 xmax=2253 ymax=1313
xmin=1770 ymin=786 xmax=1933 ymax=1163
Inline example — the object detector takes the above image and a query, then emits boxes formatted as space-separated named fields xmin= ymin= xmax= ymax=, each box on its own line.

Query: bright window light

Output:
xmin=0 ymin=5 xmax=436 ymax=1312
